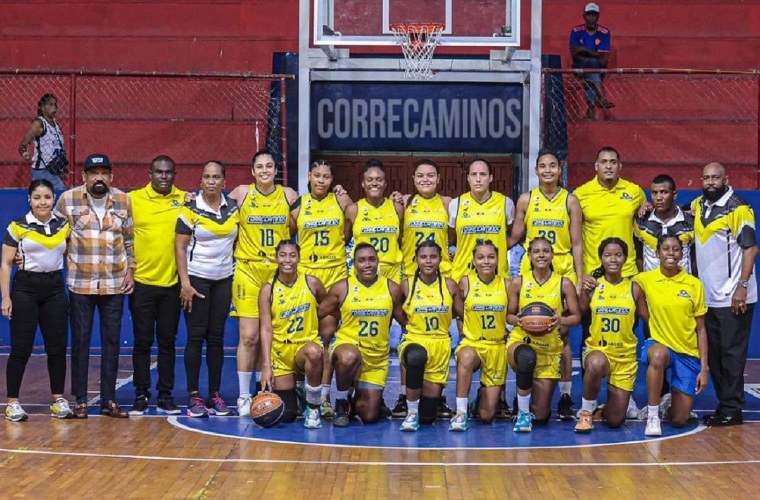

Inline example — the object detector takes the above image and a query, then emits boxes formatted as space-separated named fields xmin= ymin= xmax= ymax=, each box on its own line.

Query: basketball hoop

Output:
xmin=389 ymin=23 xmax=445 ymax=80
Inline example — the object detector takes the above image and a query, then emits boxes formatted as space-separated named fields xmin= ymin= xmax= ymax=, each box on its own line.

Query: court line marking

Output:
xmin=0 ymin=445 xmax=758 ymax=467
xmin=167 ymin=416 xmax=710 ymax=451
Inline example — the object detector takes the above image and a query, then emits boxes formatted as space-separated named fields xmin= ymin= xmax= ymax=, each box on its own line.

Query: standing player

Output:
xmin=259 ymin=241 xmax=328 ymax=429
xmin=228 ymin=150 xmax=298 ymax=416
xmin=344 ymin=159 xmax=404 ymax=283
xmin=449 ymin=158 xmax=515 ymax=283
xmin=633 ymin=173 xmax=694 ymax=420
xmin=128 ymin=155 xmax=185 ymax=416
xmin=389 ymin=159 xmax=453 ymax=419
xmin=449 ymin=240 xmax=510 ymax=432
xmin=509 ymin=149 xmax=584 ymax=420
xmin=634 ymin=235 xmax=709 ymax=436
xmin=574 ymin=146 xmax=645 ymax=418
xmin=692 ymin=163 xmax=757 ymax=427
xmin=318 ymin=243 xmax=406 ymax=427
xmin=506 ymin=237 xmax=582 ymax=432
xmin=290 ymin=159 xmax=352 ymax=417
xmin=575 ymin=238 xmax=648 ymax=433
xmin=397 ymin=241 xmax=462 ymax=431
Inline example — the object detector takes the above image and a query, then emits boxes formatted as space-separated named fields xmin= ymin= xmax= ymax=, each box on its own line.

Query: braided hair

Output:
xmin=592 ymin=237 xmax=629 ymax=279
xmin=270 ymin=239 xmax=301 ymax=293
xmin=472 ymin=238 xmax=499 ymax=276
xmin=406 ymin=240 xmax=445 ymax=307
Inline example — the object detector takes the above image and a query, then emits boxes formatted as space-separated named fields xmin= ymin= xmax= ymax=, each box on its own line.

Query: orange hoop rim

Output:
xmin=389 ymin=22 xmax=445 ymax=35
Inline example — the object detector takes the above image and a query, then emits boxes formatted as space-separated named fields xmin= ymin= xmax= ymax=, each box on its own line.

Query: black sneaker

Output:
xmin=495 ymin=397 xmax=511 ymax=420
xmin=334 ymin=398 xmax=350 ymax=427
xmin=129 ymin=395 xmax=149 ymax=416
xmin=557 ymin=393 xmax=575 ymax=421
xmin=157 ymin=396 xmax=181 ymax=415
xmin=436 ymin=398 xmax=453 ymax=419
xmin=391 ymin=394 xmax=407 ymax=418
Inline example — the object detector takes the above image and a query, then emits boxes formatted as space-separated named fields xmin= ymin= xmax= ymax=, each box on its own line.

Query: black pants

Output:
xmin=70 ymin=292 xmax=124 ymax=403
xmin=6 ymin=270 xmax=68 ymax=398
xmin=705 ymin=305 xmax=755 ymax=415
xmin=129 ymin=282 xmax=181 ymax=398
xmin=183 ymin=275 xmax=232 ymax=395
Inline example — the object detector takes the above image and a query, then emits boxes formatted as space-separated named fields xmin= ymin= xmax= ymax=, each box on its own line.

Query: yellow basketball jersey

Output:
xmin=403 ymin=194 xmax=451 ymax=277
xmin=587 ymin=276 xmax=638 ymax=359
xmin=235 ymin=184 xmax=291 ymax=263
xmin=296 ymin=192 xmax=346 ymax=270
xmin=337 ymin=274 xmax=394 ymax=354
xmin=524 ymin=187 xmax=572 ymax=255
xmin=462 ymin=273 xmax=508 ymax=343
xmin=269 ymin=273 xmax=319 ymax=344
xmin=403 ymin=275 xmax=453 ymax=340
xmin=512 ymin=271 xmax=564 ymax=355
xmin=452 ymin=192 xmax=509 ymax=281
xmin=352 ymin=198 xmax=402 ymax=267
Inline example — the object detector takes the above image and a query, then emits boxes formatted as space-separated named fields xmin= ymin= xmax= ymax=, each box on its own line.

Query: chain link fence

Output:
xmin=0 ymin=71 xmax=292 ymax=190
xmin=541 ymin=69 xmax=759 ymax=185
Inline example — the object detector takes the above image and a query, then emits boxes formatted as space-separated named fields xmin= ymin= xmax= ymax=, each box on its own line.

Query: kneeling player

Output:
xmin=397 ymin=241 xmax=462 ymax=431
xmin=575 ymin=238 xmax=648 ymax=433
xmin=506 ymin=237 xmax=581 ymax=432
xmin=260 ymin=241 xmax=328 ymax=429
xmin=318 ymin=243 xmax=405 ymax=427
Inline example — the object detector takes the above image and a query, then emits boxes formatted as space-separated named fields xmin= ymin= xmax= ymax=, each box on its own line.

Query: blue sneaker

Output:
xmin=304 ymin=407 xmax=323 ymax=429
xmin=513 ymin=410 xmax=534 ymax=432
xmin=449 ymin=411 xmax=469 ymax=432
xmin=399 ymin=411 xmax=420 ymax=432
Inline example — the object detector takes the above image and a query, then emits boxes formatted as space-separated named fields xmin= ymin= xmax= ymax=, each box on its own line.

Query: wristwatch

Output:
xmin=739 ymin=279 xmax=750 ymax=288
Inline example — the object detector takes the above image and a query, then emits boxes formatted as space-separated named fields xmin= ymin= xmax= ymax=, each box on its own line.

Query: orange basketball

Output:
xmin=519 ymin=302 xmax=555 ymax=336
xmin=250 ymin=392 xmax=285 ymax=428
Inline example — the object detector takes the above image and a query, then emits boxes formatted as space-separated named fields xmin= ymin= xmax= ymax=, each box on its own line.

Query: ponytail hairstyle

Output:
xmin=407 ymin=240 xmax=445 ymax=306
xmin=593 ymin=237 xmax=629 ymax=279
xmin=472 ymin=238 xmax=499 ymax=276
xmin=308 ymin=159 xmax=333 ymax=194
xmin=527 ymin=236 xmax=554 ymax=272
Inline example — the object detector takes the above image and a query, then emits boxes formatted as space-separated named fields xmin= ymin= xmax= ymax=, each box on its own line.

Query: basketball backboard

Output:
xmin=313 ymin=0 xmax=520 ymax=47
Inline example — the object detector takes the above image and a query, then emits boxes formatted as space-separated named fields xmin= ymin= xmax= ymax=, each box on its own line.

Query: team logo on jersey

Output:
xmin=410 ymin=209 xmax=418 ymax=214
xmin=678 ymin=290 xmax=692 ymax=299
xmin=463 ymin=199 xmax=470 ymax=209
xmin=171 ymin=200 xmax=182 ymax=207
xmin=411 ymin=198 xmax=419 ymax=206
xmin=620 ymin=193 xmax=633 ymax=200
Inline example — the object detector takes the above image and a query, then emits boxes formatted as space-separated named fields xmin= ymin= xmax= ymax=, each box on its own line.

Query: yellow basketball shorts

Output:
xmin=582 ymin=349 xmax=638 ymax=392
xmin=519 ymin=252 xmax=577 ymax=285
xmin=330 ymin=337 xmax=389 ymax=388
xmin=231 ymin=260 xmax=277 ymax=318
xmin=455 ymin=338 xmax=507 ymax=387
xmin=507 ymin=336 xmax=562 ymax=380
xmin=298 ymin=264 xmax=348 ymax=291
xmin=398 ymin=334 xmax=452 ymax=386
xmin=271 ymin=340 xmax=321 ymax=378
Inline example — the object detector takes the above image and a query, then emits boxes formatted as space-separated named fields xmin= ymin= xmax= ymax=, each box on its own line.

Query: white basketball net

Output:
xmin=389 ymin=23 xmax=445 ymax=80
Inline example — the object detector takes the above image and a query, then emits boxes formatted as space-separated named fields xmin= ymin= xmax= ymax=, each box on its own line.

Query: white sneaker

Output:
xmin=637 ymin=406 xmax=649 ymax=420
xmin=303 ymin=407 xmax=322 ymax=429
xmin=626 ymin=398 xmax=640 ymax=419
xmin=237 ymin=394 xmax=253 ymax=418
xmin=645 ymin=415 xmax=662 ymax=437
xmin=399 ymin=411 xmax=420 ymax=432
xmin=658 ymin=393 xmax=672 ymax=420
xmin=50 ymin=397 xmax=74 ymax=419
xmin=5 ymin=402 xmax=28 ymax=422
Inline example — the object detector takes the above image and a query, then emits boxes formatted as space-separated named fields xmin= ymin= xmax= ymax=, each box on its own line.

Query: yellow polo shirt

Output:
xmin=129 ymin=183 xmax=186 ymax=286
xmin=634 ymin=267 xmax=707 ymax=358
xmin=574 ymin=177 xmax=645 ymax=277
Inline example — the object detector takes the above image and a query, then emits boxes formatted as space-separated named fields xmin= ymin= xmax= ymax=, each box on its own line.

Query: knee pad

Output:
xmin=274 ymin=390 xmax=298 ymax=423
xmin=419 ymin=396 xmax=438 ymax=425
xmin=403 ymin=344 xmax=428 ymax=390
xmin=514 ymin=344 xmax=537 ymax=391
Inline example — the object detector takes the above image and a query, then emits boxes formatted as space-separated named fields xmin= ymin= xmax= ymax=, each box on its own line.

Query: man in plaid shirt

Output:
xmin=55 ymin=153 xmax=135 ymax=418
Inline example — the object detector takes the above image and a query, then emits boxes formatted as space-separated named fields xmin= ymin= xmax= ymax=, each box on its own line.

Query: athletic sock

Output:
xmin=407 ymin=399 xmax=420 ymax=414
xmin=335 ymin=389 xmax=349 ymax=401
xmin=559 ymin=381 xmax=572 ymax=395
xmin=400 ymin=385 xmax=407 ymax=396
xmin=581 ymin=398 xmax=596 ymax=413
xmin=321 ymin=384 xmax=330 ymax=400
xmin=517 ymin=394 xmax=531 ymax=413
xmin=238 ymin=371 xmax=253 ymax=396
xmin=648 ymin=405 xmax=659 ymax=417
xmin=456 ymin=397 xmax=468 ymax=414
xmin=305 ymin=382 xmax=322 ymax=406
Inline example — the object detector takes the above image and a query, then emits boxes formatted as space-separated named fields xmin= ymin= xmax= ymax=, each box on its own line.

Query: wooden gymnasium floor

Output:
xmin=1 ymin=353 xmax=760 ymax=499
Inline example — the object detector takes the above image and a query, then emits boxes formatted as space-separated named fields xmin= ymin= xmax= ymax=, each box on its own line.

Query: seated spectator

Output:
xmin=570 ymin=3 xmax=615 ymax=119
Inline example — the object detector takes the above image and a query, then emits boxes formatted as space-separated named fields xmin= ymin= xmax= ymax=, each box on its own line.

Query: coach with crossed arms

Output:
xmin=692 ymin=163 xmax=758 ymax=427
